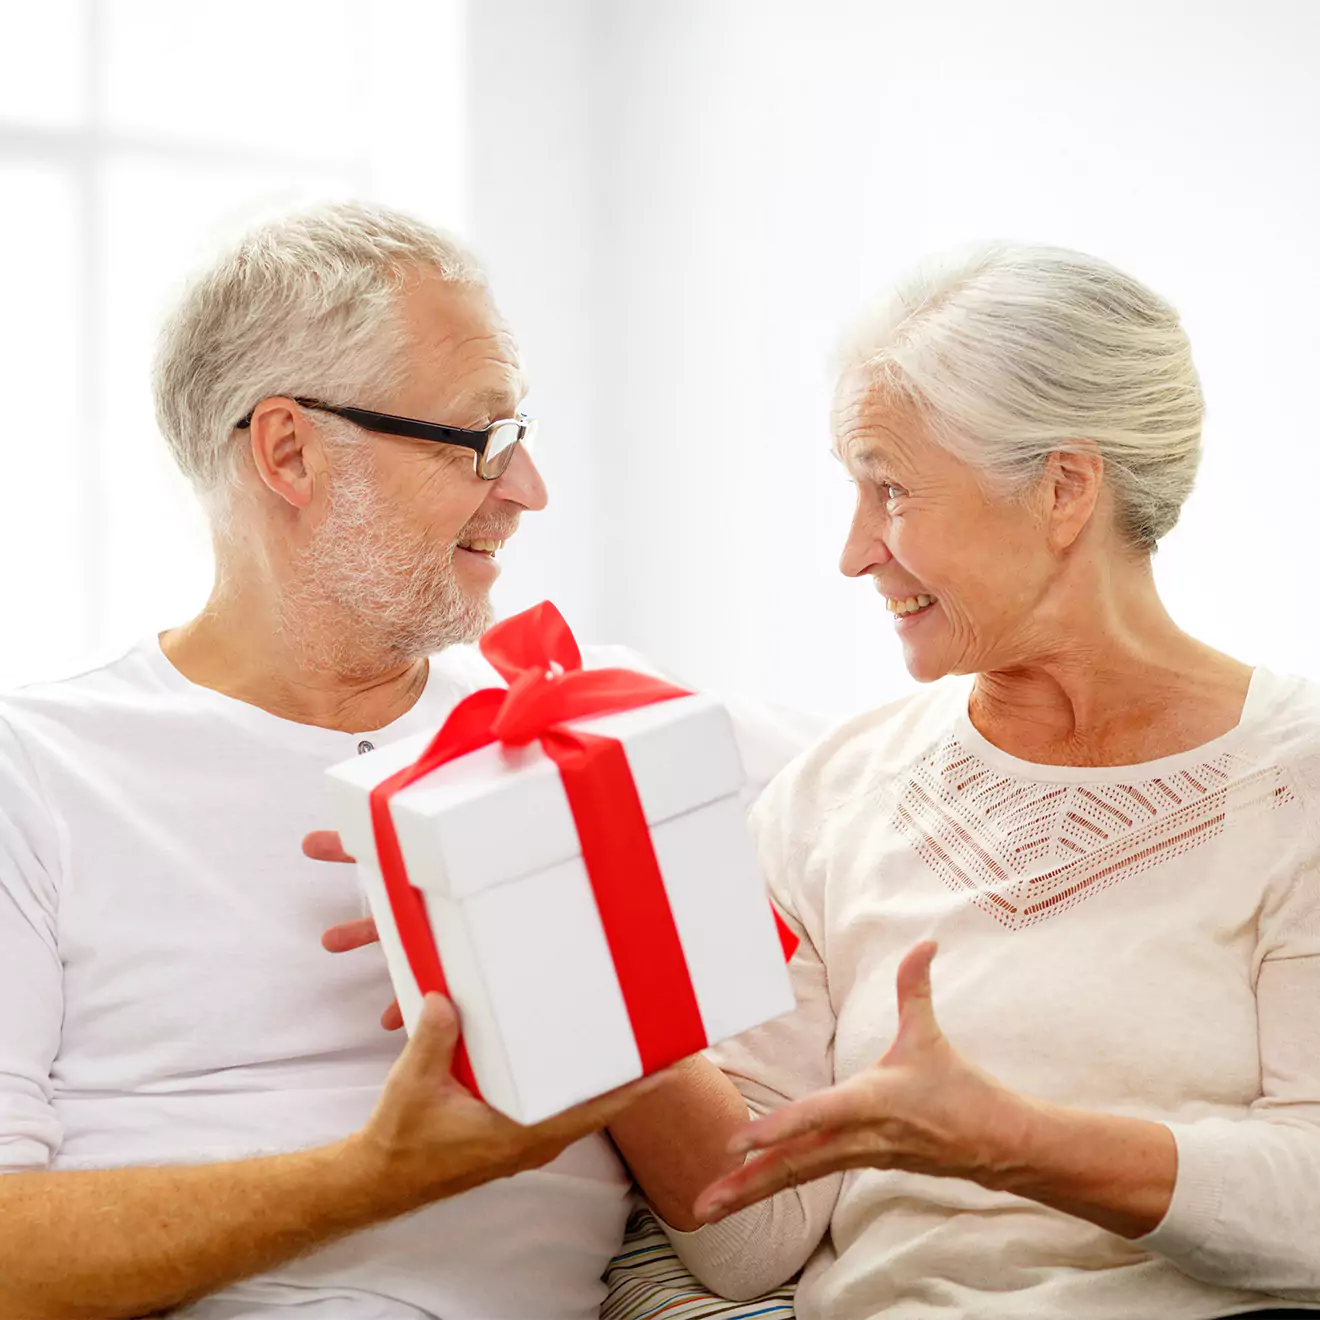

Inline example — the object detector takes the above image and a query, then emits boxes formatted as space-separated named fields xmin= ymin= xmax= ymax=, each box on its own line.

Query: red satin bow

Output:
xmin=368 ymin=601 xmax=797 ymax=1099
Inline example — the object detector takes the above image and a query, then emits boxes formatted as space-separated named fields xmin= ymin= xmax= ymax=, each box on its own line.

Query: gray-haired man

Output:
xmin=0 ymin=203 xmax=814 ymax=1319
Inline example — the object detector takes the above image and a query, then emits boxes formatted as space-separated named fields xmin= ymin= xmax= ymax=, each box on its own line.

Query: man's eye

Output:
xmin=885 ymin=484 xmax=907 ymax=501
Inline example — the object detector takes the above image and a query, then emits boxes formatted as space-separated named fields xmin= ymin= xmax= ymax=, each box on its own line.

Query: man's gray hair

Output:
xmin=152 ymin=200 xmax=486 ymax=518
xmin=837 ymin=244 xmax=1204 ymax=549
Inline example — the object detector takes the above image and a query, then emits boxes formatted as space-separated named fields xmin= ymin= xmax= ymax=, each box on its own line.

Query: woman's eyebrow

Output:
xmin=842 ymin=446 xmax=895 ymax=477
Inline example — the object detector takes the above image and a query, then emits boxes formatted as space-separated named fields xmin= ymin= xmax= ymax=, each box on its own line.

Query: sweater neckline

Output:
xmin=951 ymin=667 xmax=1271 ymax=785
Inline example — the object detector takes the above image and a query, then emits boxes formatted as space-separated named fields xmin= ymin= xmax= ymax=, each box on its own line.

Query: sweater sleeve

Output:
xmin=1133 ymin=831 xmax=1320 ymax=1299
xmin=0 ymin=714 xmax=64 ymax=1173
xmin=656 ymin=762 xmax=842 ymax=1300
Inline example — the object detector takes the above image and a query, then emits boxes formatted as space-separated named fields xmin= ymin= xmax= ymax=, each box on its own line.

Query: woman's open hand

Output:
xmin=694 ymin=941 xmax=1028 ymax=1224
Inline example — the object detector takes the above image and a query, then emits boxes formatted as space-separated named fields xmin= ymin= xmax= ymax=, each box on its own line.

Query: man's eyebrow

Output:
xmin=459 ymin=387 xmax=521 ymax=420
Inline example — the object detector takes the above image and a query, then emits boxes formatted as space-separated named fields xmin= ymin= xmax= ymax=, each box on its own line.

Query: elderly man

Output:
xmin=0 ymin=204 xmax=814 ymax=1320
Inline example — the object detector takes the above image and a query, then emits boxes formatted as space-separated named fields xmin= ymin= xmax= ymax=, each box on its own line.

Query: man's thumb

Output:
xmin=403 ymin=993 xmax=462 ymax=1077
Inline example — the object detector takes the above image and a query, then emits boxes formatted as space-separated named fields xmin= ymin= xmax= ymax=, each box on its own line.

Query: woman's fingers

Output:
xmin=895 ymin=939 xmax=938 ymax=1020
xmin=382 ymin=999 xmax=404 ymax=1031
xmin=695 ymin=1130 xmax=868 ymax=1222
xmin=887 ymin=939 xmax=942 ymax=1057
xmin=728 ymin=1081 xmax=872 ymax=1156
xmin=303 ymin=830 xmax=356 ymax=864
xmin=321 ymin=916 xmax=380 ymax=952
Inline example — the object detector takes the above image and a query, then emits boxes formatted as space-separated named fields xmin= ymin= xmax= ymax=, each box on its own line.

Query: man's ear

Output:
xmin=246 ymin=397 xmax=324 ymax=511
xmin=1043 ymin=444 xmax=1105 ymax=553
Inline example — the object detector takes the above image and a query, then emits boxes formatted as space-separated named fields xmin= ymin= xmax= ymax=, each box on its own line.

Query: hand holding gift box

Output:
xmin=327 ymin=602 xmax=797 ymax=1124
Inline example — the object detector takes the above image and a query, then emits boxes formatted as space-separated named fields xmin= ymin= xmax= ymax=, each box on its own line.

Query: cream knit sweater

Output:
xmin=667 ymin=667 xmax=1320 ymax=1319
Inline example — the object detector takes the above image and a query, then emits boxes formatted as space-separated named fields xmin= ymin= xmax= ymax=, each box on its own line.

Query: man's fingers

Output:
xmin=534 ymin=1071 xmax=671 ymax=1145
xmin=321 ymin=917 xmax=380 ymax=953
xmin=303 ymin=830 xmax=356 ymax=864
xmin=400 ymin=993 xmax=461 ymax=1076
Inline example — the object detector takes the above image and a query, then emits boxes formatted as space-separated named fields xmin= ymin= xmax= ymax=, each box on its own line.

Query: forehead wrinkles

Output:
xmin=834 ymin=367 xmax=904 ymax=442
xmin=404 ymin=276 xmax=521 ymax=374
xmin=422 ymin=323 xmax=519 ymax=375
xmin=833 ymin=398 xmax=908 ymax=475
xmin=831 ymin=388 xmax=874 ymax=460
xmin=419 ymin=328 xmax=526 ymax=420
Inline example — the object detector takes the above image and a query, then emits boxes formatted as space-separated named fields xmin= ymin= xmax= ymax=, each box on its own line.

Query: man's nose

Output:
xmin=490 ymin=443 xmax=548 ymax=511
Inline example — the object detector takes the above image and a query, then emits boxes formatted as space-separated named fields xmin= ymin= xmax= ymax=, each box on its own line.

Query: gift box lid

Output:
xmin=327 ymin=693 xmax=748 ymax=900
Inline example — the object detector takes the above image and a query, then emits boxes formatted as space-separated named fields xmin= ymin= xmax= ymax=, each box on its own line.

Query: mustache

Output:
xmin=455 ymin=515 xmax=520 ymax=543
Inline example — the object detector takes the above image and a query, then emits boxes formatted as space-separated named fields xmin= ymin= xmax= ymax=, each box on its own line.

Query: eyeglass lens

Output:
xmin=481 ymin=420 xmax=526 ymax=479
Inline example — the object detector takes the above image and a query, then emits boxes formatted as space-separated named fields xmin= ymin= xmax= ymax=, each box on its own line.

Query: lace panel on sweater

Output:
xmin=894 ymin=732 xmax=1297 ymax=929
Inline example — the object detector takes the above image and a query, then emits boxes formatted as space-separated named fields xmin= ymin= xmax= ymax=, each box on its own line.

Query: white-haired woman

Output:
xmin=614 ymin=246 xmax=1320 ymax=1319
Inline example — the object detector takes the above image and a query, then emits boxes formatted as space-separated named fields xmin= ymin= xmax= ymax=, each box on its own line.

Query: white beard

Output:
xmin=276 ymin=447 xmax=492 ymax=677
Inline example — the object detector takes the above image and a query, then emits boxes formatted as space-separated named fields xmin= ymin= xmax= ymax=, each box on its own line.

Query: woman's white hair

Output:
xmin=837 ymin=243 xmax=1204 ymax=549
xmin=152 ymin=200 xmax=486 ymax=523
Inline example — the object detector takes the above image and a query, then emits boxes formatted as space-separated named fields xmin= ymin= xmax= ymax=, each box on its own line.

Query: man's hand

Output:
xmin=352 ymin=991 xmax=663 ymax=1207
xmin=305 ymin=828 xmax=666 ymax=1196
xmin=0 ymin=990 xmax=657 ymax=1320
xmin=303 ymin=830 xmax=402 ymax=1030
xmin=303 ymin=830 xmax=355 ymax=866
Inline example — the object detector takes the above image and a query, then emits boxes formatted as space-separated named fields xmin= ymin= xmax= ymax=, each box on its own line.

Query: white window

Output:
xmin=0 ymin=0 xmax=466 ymax=688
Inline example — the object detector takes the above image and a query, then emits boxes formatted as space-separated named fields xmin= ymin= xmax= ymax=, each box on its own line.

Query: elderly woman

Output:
xmin=615 ymin=245 xmax=1320 ymax=1319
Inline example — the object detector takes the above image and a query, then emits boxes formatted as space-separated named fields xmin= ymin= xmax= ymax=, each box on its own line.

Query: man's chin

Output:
xmin=433 ymin=586 xmax=494 ymax=650
xmin=454 ymin=596 xmax=494 ymax=646
xmin=361 ymin=590 xmax=493 ymax=665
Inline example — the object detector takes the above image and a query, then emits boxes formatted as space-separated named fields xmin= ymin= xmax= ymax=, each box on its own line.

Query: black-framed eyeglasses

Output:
xmin=235 ymin=397 xmax=537 ymax=481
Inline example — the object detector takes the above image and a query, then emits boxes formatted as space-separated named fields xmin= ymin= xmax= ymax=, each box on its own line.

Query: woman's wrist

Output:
xmin=973 ymin=1093 xmax=1177 ymax=1239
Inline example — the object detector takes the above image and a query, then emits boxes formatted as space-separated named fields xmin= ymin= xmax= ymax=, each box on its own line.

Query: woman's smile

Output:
xmin=885 ymin=593 xmax=939 ymax=624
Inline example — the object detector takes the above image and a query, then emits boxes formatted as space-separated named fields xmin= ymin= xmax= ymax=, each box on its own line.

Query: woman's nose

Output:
xmin=839 ymin=519 xmax=891 ymax=579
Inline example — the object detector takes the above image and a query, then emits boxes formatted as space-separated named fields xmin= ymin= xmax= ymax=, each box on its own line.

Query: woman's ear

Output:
xmin=246 ymin=397 xmax=325 ymax=511
xmin=1043 ymin=444 xmax=1105 ymax=553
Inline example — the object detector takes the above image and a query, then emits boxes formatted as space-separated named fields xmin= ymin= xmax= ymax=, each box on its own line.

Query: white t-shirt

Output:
xmin=0 ymin=636 xmax=824 ymax=1320
xmin=672 ymin=668 xmax=1320 ymax=1319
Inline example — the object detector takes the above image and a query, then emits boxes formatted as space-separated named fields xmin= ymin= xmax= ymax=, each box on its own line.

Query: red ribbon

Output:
xmin=368 ymin=601 xmax=798 ymax=1098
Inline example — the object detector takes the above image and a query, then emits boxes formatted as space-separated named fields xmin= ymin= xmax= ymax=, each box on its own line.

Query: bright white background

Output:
xmin=3 ymin=0 xmax=1319 ymax=718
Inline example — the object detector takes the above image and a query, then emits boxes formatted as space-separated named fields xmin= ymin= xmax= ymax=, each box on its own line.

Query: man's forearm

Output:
xmin=608 ymin=1056 xmax=750 ymax=1230
xmin=0 ymin=1134 xmax=420 ymax=1320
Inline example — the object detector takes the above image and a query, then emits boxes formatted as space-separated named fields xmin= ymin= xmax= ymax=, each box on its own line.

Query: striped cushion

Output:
xmin=601 ymin=1202 xmax=797 ymax=1320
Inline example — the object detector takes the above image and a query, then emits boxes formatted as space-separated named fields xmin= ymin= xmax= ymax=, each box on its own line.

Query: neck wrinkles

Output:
xmin=160 ymin=583 xmax=435 ymax=734
xmin=965 ymin=559 xmax=1252 ymax=767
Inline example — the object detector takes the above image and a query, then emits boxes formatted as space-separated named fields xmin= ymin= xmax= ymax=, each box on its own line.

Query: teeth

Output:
xmin=462 ymin=539 xmax=504 ymax=554
xmin=886 ymin=593 xmax=935 ymax=618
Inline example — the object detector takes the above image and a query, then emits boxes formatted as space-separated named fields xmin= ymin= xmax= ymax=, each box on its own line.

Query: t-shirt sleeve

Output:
xmin=657 ymin=759 xmax=842 ymax=1299
xmin=0 ymin=714 xmax=64 ymax=1173
xmin=1134 ymin=795 xmax=1320 ymax=1300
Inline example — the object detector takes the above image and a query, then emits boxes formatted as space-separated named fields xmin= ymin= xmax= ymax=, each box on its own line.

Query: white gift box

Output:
xmin=326 ymin=692 xmax=796 ymax=1124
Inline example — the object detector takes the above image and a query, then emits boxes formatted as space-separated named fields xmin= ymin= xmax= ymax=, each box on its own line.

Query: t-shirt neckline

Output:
xmin=951 ymin=666 xmax=1271 ymax=785
xmin=139 ymin=633 xmax=459 ymax=750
